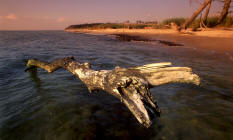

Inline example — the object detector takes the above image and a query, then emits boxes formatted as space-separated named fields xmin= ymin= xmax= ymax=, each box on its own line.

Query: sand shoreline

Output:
xmin=65 ymin=28 xmax=233 ymax=54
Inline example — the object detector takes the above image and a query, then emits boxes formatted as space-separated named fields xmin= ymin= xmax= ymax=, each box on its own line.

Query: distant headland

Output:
xmin=65 ymin=16 xmax=233 ymax=31
xmin=65 ymin=17 xmax=233 ymax=54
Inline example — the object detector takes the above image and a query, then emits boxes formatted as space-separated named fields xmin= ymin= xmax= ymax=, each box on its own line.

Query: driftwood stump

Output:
xmin=25 ymin=56 xmax=200 ymax=127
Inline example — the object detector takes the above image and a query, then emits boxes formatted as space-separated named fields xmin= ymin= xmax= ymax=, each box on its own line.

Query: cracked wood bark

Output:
xmin=25 ymin=56 xmax=200 ymax=127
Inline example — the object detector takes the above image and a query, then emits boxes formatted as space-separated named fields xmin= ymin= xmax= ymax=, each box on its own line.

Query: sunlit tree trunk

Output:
xmin=203 ymin=0 xmax=212 ymax=24
xmin=182 ymin=0 xmax=212 ymax=29
xmin=218 ymin=0 xmax=232 ymax=23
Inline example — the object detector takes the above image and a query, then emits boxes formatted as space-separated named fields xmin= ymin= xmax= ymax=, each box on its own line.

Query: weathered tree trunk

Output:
xmin=218 ymin=0 xmax=232 ymax=23
xmin=182 ymin=0 xmax=212 ymax=29
xmin=25 ymin=57 xmax=200 ymax=127
xmin=203 ymin=0 xmax=212 ymax=24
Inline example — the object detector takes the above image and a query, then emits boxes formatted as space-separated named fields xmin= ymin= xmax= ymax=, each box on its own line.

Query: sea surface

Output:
xmin=0 ymin=31 xmax=233 ymax=140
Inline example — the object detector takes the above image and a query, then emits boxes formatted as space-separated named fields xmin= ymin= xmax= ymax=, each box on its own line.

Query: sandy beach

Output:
xmin=66 ymin=28 xmax=233 ymax=54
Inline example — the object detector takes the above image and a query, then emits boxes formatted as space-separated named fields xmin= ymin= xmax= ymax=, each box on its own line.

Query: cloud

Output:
xmin=57 ymin=17 xmax=65 ymax=22
xmin=6 ymin=13 xmax=18 ymax=20
xmin=43 ymin=16 xmax=49 ymax=19
xmin=147 ymin=13 xmax=152 ymax=17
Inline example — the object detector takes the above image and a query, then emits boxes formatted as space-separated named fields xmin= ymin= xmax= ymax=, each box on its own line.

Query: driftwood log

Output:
xmin=25 ymin=56 xmax=200 ymax=127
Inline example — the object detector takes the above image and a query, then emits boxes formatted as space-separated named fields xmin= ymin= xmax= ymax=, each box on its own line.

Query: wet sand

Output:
xmin=66 ymin=28 xmax=233 ymax=54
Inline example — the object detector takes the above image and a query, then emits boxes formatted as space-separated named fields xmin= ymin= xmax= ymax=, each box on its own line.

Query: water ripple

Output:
xmin=0 ymin=31 xmax=233 ymax=140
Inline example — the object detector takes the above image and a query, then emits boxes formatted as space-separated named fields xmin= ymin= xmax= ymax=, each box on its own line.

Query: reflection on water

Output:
xmin=28 ymin=68 xmax=41 ymax=88
xmin=0 ymin=31 xmax=233 ymax=140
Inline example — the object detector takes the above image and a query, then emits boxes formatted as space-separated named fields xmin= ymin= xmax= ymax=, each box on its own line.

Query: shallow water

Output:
xmin=0 ymin=31 xmax=233 ymax=140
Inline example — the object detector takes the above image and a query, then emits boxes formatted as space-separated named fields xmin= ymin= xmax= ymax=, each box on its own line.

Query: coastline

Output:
xmin=65 ymin=28 xmax=233 ymax=54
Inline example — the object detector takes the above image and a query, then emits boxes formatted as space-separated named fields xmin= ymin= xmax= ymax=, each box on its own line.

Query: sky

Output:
xmin=0 ymin=0 xmax=224 ymax=30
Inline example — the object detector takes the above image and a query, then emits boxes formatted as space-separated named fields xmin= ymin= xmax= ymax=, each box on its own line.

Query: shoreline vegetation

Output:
xmin=65 ymin=16 xmax=233 ymax=30
xmin=65 ymin=17 xmax=233 ymax=53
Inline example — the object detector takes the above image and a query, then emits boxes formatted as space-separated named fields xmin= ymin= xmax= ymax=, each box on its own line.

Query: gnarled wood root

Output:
xmin=25 ymin=56 xmax=200 ymax=127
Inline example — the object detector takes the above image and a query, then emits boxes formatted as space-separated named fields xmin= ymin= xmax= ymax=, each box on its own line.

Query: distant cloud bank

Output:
xmin=6 ymin=13 xmax=18 ymax=20
xmin=57 ymin=17 xmax=65 ymax=22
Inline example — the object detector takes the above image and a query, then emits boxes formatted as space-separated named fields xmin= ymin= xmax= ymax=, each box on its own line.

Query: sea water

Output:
xmin=0 ymin=31 xmax=232 ymax=140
